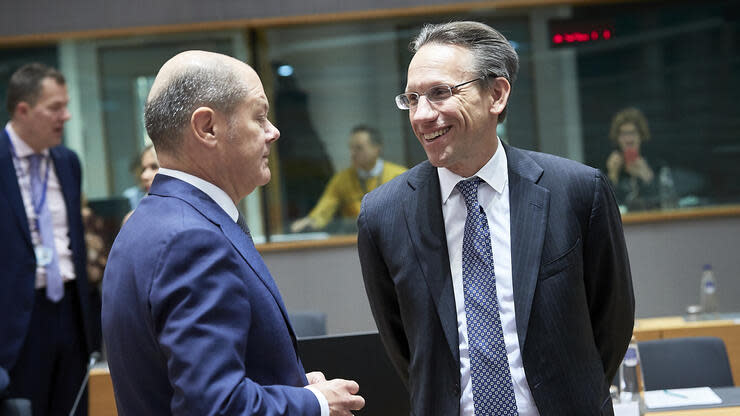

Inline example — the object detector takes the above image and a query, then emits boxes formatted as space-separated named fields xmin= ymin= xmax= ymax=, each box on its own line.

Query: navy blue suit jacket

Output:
xmin=358 ymin=144 xmax=634 ymax=416
xmin=0 ymin=128 xmax=95 ymax=371
xmin=102 ymin=175 xmax=319 ymax=416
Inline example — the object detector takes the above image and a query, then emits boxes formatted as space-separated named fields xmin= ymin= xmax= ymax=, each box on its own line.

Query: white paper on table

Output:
xmin=643 ymin=387 xmax=723 ymax=409
xmin=612 ymin=401 xmax=640 ymax=416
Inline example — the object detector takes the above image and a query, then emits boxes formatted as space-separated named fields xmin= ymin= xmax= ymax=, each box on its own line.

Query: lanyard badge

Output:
xmin=35 ymin=245 xmax=54 ymax=266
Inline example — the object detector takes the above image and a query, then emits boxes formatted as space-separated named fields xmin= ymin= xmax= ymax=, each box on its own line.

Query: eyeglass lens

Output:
xmin=396 ymin=77 xmax=485 ymax=109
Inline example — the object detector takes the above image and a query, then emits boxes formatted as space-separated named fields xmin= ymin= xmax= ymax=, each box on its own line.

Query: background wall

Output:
xmin=624 ymin=216 xmax=740 ymax=318
xmin=0 ymin=0 xmax=495 ymax=40
xmin=263 ymin=244 xmax=375 ymax=335
xmin=266 ymin=22 xmax=407 ymax=170
xmin=264 ymin=216 xmax=740 ymax=335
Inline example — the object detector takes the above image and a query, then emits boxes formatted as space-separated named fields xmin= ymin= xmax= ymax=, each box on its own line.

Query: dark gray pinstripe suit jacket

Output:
xmin=358 ymin=143 xmax=634 ymax=416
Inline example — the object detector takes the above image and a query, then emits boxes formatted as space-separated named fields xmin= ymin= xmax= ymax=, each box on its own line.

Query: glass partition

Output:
xmin=574 ymin=1 xmax=740 ymax=213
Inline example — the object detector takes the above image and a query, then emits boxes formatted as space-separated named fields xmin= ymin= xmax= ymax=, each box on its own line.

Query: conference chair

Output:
xmin=638 ymin=336 xmax=734 ymax=391
xmin=288 ymin=310 xmax=327 ymax=338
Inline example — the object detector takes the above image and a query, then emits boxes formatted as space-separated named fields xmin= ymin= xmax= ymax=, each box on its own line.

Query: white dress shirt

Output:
xmin=155 ymin=168 xmax=329 ymax=416
xmin=6 ymin=123 xmax=75 ymax=288
xmin=157 ymin=168 xmax=239 ymax=221
xmin=438 ymin=138 xmax=540 ymax=416
xmin=356 ymin=158 xmax=385 ymax=180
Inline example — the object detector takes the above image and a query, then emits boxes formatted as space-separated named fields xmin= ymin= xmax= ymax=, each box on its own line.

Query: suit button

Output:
xmin=452 ymin=384 xmax=460 ymax=395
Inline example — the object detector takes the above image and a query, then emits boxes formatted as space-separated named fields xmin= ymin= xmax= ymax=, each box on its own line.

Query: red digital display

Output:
xmin=552 ymin=29 xmax=613 ymax=45
xmin=548 ymin=18 xmax=615 ymax=48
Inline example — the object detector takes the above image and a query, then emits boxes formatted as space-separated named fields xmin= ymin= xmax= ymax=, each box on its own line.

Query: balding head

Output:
xmin=144 ymin=51 xmax=255 ymax=155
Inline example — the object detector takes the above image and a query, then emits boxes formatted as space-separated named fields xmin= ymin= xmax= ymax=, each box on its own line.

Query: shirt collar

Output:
xmin=5 ymin=122 xmax=50 ymax=158
xmin=156 ymin=167 xmax=239 ymax=222
xmin=357 ymin=158 xmax=384 ymax=180
xmin=438 ymin=137 xmax=508 ymax=204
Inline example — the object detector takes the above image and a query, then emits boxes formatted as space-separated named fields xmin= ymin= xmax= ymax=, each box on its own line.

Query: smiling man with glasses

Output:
xmin=395 ymin=77 xmax=486 ymax=109
xmin=358 ymin=21 xmax=634 ymax=416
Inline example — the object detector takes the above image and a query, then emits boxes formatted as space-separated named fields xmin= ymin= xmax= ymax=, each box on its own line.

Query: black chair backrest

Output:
xmin=638 ymin=336 xmax=734 ymax=391
xmin=298 ymin=332 xmax=410 ymax=416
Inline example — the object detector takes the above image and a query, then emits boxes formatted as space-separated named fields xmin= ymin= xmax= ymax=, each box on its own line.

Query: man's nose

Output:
xmin=267 ymin=120 xmax=280 ymax=142
xmin=410 ymin=96 xmax=437 ymax=123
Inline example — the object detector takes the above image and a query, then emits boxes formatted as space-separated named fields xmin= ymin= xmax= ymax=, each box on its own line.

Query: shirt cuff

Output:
xmin=305 ymin=386 xmax=329 ymax=416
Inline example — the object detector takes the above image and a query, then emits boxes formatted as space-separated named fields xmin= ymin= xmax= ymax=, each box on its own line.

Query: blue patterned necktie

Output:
xmin=28 ymin=154 xmax=64 ymax=302
xmin=456 ymin=177 xmax=518 ymax=415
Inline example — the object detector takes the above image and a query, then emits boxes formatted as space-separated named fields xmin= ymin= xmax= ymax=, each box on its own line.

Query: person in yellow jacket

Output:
xmin=291 ymin=125 xmax=406 ymax=233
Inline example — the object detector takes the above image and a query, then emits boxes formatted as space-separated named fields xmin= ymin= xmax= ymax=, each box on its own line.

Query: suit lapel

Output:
xmin=0 ymin=129 xmax=32 ymax=246
xmin=403 ymin=162 xmax=460 ymax=363
xmin=150 ymin=175 xmax=298 ymax=344
xmin=220 ymin=220 xmax=294 ymax=326
xmin=505 ymin=144 xmax=549 ymax=349
xmin=215 ymin=206 xmax=300 ymax=349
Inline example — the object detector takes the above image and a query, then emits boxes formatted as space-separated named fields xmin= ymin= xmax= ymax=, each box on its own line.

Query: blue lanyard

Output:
xmin=6 ymin=128 xmax=52 ymax=217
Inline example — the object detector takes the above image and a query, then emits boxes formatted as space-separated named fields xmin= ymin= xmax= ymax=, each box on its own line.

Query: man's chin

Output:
xmin=425 ymin=153 xmax=446 ymax=168
xmin=258 ymin=170 xmax=271 ymax=186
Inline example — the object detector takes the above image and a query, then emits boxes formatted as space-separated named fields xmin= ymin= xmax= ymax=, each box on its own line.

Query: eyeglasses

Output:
xmin=395 ymin=77 xmax=486 ymax=110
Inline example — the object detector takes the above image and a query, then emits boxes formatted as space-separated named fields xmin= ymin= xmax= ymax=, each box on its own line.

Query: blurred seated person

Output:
xmin=291 ymin=125 xmax=406 ymax=233
xmin=122 ymin=144 xmax=159 ymax=210
xmin=81 ymin=195 xmax=107 ymax=286
xmin=606 ymin=107 xmax=660 ymax=211
xmin=122 ymin=145 xmax=159 ymax=224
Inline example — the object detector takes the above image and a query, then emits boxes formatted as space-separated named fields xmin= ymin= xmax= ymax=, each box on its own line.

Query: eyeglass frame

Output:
xmin=394 ymin=76 xmax=490 ymax=110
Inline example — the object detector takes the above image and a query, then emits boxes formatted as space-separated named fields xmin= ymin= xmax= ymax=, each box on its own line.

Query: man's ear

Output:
xmin=488 ymin=77 xmax=511 ymax=117
xmin=14 ymin=102 xmax=30 ymax=119
xmin=190 ymin=107 xmax=218 ymax=148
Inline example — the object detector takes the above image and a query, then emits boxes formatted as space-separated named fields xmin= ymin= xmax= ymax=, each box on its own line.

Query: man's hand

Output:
xmin=311 ymin=378 xmax=365 ymax=416
xmin=306 ymin=371 xmax=326 ymax=384
xmin=291 ymin=217 xmax=316 ymax=233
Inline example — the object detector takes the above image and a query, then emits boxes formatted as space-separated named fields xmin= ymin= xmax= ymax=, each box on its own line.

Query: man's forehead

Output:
xmin=412 ymin=43 xmax=472 ymax=65
xmin=350 ymin=131 xmax=372 ymax=144
xmin=406 ymin=43 xmax=474 ymax=86
xmin=37 ymin=78 xmax=68 ymax=100
xmin=252 ymin=93 xmax=269 ymax=109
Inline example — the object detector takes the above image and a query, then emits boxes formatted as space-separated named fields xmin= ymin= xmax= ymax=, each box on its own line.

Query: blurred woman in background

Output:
xmin=606 ymin=107 xmax=659 ymax=211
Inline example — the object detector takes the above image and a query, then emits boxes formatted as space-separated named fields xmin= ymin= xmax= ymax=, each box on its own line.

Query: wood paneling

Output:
xmin=89 ymin=368 xmax=117 ymax=416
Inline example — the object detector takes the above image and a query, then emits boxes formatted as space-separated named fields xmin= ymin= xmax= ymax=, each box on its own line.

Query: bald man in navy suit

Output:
xmin=102 ymin=51 xmax=365 ymax=416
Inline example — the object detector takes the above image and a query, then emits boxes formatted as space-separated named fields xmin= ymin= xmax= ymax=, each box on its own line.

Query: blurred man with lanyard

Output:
xmin=0 ymin=63 xmax=98 ymax=416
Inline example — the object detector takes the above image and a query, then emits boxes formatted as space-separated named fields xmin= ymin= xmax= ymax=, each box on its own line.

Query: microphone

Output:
xmin=68 ymin=351 xmax=101 ymax=416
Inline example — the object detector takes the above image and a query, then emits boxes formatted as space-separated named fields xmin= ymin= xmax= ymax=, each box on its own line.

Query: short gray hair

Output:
xmin=411 ymin=21 xmax=519 ymax=122
xmin=144 ymin=65 xmax=247 ymax=154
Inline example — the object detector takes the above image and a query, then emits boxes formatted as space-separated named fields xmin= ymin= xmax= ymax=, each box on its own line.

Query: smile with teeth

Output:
xmin=422 ymin=127 xmax=450 ymax=141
